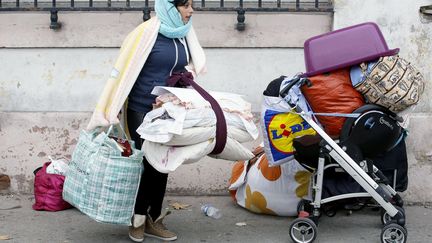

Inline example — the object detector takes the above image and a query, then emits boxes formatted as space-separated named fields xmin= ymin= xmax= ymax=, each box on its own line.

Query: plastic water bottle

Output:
xmin=201 ymin=204 xmax=222 ymax=219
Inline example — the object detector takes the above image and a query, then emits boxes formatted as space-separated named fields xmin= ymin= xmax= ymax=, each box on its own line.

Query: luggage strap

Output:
xmin=167 ymin=72 xmax=227 ymax=154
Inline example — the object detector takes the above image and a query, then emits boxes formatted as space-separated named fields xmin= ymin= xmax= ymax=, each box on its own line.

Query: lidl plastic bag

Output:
xmin=261 ymin=77 xmax=316 ymax=166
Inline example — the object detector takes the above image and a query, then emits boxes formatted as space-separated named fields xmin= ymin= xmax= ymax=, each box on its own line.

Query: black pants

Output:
xmin=127 ymin=109 xmax=168 ymax=220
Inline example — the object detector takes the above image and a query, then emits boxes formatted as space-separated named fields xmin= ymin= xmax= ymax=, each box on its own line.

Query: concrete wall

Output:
xmin=1 ymin=0 xmax=432 ymax=203
xmin=0 ymin=11 xmax=331 ymax=195
xmin=334 ymin=0 xmax=432 ymax=204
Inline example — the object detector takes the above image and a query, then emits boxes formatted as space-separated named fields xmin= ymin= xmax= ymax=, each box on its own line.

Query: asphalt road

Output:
xmin=1 ymin=194 xmax=431 ymax=243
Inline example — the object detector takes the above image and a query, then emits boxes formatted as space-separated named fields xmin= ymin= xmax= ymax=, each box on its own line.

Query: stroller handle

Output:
xmin=279 ymin=77 xmax=311 ymax=98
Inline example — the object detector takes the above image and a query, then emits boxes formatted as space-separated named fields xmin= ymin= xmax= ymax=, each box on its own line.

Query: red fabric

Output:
xmin=32 ymin=162 xmax=72 ymax=211
xmin=298 ymin=210 xmax=310 ymax=218
xmin=301 ymin=69 xmax=365 ymax=137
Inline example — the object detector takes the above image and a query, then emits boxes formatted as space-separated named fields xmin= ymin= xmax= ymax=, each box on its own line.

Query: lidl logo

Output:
xmin=264 ymin=110 xmax=315 ymax=158
xmin=270 ymin=120 xmax=311 ymax=140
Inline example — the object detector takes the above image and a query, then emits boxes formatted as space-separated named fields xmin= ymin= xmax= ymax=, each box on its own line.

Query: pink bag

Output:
xmin=32 ymin=162 xmax=72 ymax=211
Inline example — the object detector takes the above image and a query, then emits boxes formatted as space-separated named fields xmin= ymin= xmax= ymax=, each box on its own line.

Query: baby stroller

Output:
xmin=272 ymin=22 xmax=413 ymax=243
xmin=279 ymin=77 xmax=407 ymax=243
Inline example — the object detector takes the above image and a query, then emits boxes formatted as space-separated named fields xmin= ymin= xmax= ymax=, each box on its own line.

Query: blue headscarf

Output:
xmin=155 ymin=0 xmax=192 ymax=39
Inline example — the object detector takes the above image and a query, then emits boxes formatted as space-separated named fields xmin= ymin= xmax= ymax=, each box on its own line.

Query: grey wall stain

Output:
xmin=31 ymin=126 xmax=55 ymax=134
xmin=414 ymin=150 xmax=432 ymax=166
xmin=37 ymin=152 xmax=46 ymax=157
xmin=413 ymin=29 xmax=431 ymax=61
xmin=70 ymin=119 xmax=84 ymax=130
xmin=376 ymin=17 xmax=388 ymax=28
xmin=70 ymin=138 xmax=78 ymax=145
xmin=12 ymin=174 xmax=33 ymax=193
xmin=57 ymin=129 xmax=70 ymax=139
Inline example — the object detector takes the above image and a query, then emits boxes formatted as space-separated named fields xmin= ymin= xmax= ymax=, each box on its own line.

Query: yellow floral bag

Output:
xmin=229 ymin=148 xmax=311 ymax=216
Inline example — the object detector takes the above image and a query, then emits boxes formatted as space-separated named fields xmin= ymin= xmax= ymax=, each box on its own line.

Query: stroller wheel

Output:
xmin=323 ymin=208 xmax=337 ymax=217
xmin=322 ymin=204 xmax=337 ymax=217
xmin=380 ymin=223 xmax=407 ymax=243
xmin=289 ymin=218 xmax=317 ymax=243
xmin=381 ymin=206 xmax=405 ymax=226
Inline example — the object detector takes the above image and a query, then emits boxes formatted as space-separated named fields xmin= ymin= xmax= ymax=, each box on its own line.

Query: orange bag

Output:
xmin=301 ymin=69 xmax=364 ymax=137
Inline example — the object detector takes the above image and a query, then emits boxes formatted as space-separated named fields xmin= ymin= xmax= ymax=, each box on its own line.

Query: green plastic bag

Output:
xmin=63 ymin=125 xmax=144 ymax=225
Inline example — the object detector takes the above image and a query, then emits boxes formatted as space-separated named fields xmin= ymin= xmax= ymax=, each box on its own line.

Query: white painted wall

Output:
xmin=1 ymin=0 xmax=432 ymax=203
xmin=334 ymin=0 xmax=432 ymax=204
xmin=0 ymin=48 xmax=305 ymax=112
xmin=0 ymin=11 xmax=330 ymax=195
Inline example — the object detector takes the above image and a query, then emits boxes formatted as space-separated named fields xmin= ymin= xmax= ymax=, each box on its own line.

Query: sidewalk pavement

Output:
xmin=1 ymin=194 xmax=431 ymax=243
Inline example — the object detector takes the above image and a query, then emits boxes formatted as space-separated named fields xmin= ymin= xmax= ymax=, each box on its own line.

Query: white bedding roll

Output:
xmin=143 ymin=137 xmax=254 ymax=173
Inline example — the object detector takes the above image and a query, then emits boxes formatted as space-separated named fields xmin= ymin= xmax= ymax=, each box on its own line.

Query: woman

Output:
xmin=127 ymin=0 xmax=201 ymax=241
xmin=86 ymin=0 xmax=205 ymax=241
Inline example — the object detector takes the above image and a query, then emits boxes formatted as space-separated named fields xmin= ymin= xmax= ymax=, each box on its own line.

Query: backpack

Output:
xmin=354 ymin=55 xmax=425 ymax=112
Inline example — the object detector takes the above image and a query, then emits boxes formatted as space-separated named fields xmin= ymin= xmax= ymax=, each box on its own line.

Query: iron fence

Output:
xmin=0 ymin=0 xmax=333 ymax=30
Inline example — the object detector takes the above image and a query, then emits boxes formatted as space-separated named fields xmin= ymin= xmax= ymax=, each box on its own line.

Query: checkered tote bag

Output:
xmin=62 ymin=125 xmax=144 ymax=225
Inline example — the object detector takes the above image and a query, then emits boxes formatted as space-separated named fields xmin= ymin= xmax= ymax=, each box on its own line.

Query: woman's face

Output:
xmin=177 ymin=0 xmax=194 ymax=24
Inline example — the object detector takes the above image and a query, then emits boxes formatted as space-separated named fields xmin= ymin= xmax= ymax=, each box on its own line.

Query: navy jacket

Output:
xmin=128 ymin=33 xmax=189 ymax=113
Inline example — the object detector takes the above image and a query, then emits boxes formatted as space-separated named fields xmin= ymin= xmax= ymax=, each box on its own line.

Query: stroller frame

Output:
xmin=305 ymin=113 xmax=399 ymax=214
xmin=281 ymin=78 xmax=407 ymax=243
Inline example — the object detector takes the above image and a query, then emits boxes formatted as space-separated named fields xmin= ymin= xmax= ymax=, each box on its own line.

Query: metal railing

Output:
xmin=0 ymin=0 xmax=333 ymax=30
xmin=420 ymin=5 xmax=432 ymax=15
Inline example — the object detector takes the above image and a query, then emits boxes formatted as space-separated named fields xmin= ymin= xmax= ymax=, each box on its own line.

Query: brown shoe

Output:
xmin=144 ymin=211 xmax=177 ymax=241
xmin=128 ymin=214 xmax=146 ymax=242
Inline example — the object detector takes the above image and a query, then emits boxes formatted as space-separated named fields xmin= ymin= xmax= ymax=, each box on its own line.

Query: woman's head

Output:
xmin=155 ymin=0 xmax=193 ymax=38
xmin=173 ymin=0 xmax=193 ymax=24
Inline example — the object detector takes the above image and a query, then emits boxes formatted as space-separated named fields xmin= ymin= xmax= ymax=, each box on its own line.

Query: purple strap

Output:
xmin=167 ymin=72 xmax=227 ymax=154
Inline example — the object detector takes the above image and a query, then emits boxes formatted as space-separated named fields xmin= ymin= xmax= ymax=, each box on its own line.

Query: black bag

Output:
xmin=293 ymin=137 xmax=408 ymax=195
xmin=263 ymin=76 xmax=286 ymax=97
xmin=372 ymin=139 xmax=408 ymax=192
